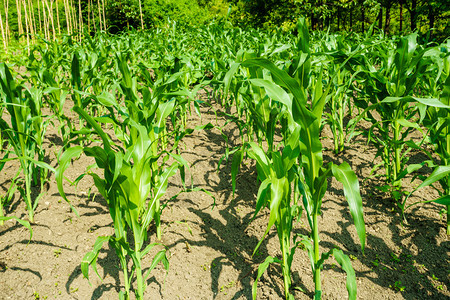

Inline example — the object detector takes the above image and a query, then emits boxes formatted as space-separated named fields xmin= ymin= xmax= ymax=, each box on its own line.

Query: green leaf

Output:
xmin=382 ymin=96 xmax=450 ymax=109
xmin=435 ymin=195 xmax=450 ymax=205
xmin=144 ymin=249 xmax=168 ymax=281
xmin=253 ymin=177 xmax=288 ymax=256
xmin=56 ymin=146 xmax=83 ymax=217
xmin=231 ymin=148 xmax=243 ymax=197
xmin=0 ymin=216 xmax=33 ymax=240
xmin=332 ymin=249 xmax=357 ymax=300
xmin=416 ymin=165 xmax=450 ymax=190
xmin=253 ymin=178 xmax=271 ymax=221
xmin=81 ymin=236 xmax=110 ymax=284
xmin=73 ymin=106 xmax=111 ymax=152
xmin=252 ymin=256 xmax=281 ymax=300
xmin=332 ymin=162 xmax=366 ymax=253
xmin=249 ymin=78 xmax=292 ymax=111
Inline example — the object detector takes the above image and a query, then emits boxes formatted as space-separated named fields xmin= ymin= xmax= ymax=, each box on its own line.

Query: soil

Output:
xmin=0 ymin=89 xmax=449 ymax=300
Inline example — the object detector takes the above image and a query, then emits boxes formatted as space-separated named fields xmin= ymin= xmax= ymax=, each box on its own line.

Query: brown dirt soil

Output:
xmin=0 ymin=90 xmax=449 ymax=300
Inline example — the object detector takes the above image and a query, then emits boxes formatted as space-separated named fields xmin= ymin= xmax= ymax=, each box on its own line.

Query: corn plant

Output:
xmin=0 ymin=148 xmax=20 ymax=226
xmin=96 ymin=54 xmax=193 ymax=239
xmin=400 ymin=61 xmax=450 ymax=233
xmin=57 ymin=105 xmax=186 ymax=299
xmin=353 ymin=33 xmax=435 ymax=197
xmin=0 ymin=63 xmax=54 ymax=223
xmin=234 ymin=130 xmax=302 ymax=299
xmin=232 ymin=19 xmax=365 ymax=299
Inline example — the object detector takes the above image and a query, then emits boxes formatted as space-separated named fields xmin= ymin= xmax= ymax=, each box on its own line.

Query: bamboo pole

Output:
xmin=16 ymin=0 xmax=24 ymax=38
xmin=102 ymin=0 xmax=105 ymax=31
xmin=45 ymin=0 xmax=56 ymax=40
xmin=97 ymin=0 xmax=102 ymax=31
xmin=70 ymin=0 xmax=76 ymax=39
xmin=139 ymin=0 xmax=143 ymax=30
xmin=37 ymin=0 xmax=42 ymax=34
xmin=87 ymin=0 xmax=90 ymax=32
xmin=78 ymin=0 xmax=82 ymax=39
xmin=0 ymin=6 xmax=7 ymax=54
xmin=28 ymin=0 xmax=36 ymax=41
xmin=22 ymin=0 xmax=30 ymax=54
xmin=4 ymin=0 xmax=10 ymax=44
xmin=56 ymin=0 xmax=61 ymax=35
xmin=42 ymin=0 xmax=47 ymax=39
xmin=64 ymin=0 xmax=71 ymax=34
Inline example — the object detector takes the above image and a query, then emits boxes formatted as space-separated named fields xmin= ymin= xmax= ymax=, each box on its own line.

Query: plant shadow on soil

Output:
xmin=322 ymin=143 xmax=449 ymax=299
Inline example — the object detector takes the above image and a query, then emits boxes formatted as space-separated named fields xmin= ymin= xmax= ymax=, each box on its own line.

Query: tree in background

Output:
xmin=0 ymin=0 xmax=449 ymax=55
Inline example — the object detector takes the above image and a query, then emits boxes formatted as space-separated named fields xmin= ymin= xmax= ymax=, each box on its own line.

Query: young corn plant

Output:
xmin=57 ymin=106 xmax=185 ymax=299
xmin=400 ymin=66 xmax=450 ymax=233
xmin=241 ymin=131 xmax=302 ymax=300
xmin=354 ymin=33 xmax=435 ymax=199
xmin=0 ymin=63 xmax=54 ymax=223
xmin=323 ymin=63 xmax=356 ymax=154
xmin=94 ymin=54 xmax=191 ymax=239
xmin=232 ymin=19 xmax=366 ymax=300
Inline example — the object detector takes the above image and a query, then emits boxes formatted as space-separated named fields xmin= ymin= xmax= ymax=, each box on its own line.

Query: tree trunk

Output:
xmin=399 ymin=2 xmax=403 ymax=32
xmin=385 ymin=4 xmax=391 ymax=34
xmin=349 ymin=7 xmax=352 ymax=31
xmin=411 ymin=0 xmax=417 ymax=31
xmin=361 ymin=0 xmax=365 ymax=33
xmin=378 ymin=7 xmax=382 ymax=30
xmin=337 ymin=7 xmax=340 ymax=31
xmin=428 ymin=4 xmax=435 ymax=30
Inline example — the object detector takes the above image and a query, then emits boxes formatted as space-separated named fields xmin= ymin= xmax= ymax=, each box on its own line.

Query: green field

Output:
xmin=1 ymin=1 xmax=450 ymax=299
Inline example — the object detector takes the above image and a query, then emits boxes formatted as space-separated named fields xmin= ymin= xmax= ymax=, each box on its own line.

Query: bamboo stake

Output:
xmin=64 ymin=0 xmax=71 ymax=35
xmin=78 ymin=0 xmax=82 ymax=39
xmin=87 ymin=0 xmax=90 ymax=32
xmin=102 ymin=0 xmax=105 ymax=30
xmin=37 ymin=0 xmax=42 ymax=34
xmin=28 ymin=0 xmax=36 ymax=41
xmin=139 ymin=0 xmax=143 ymax=30
xmin=42 ymin=0 xmax=47 ymax=39
xmin=0 ymin=6 xmax=7 ymax=54
xmin=56 ymin=0 xmax=60 ymax=35
xmin=16 ymin=0 xmax=23 ymax=38
xmin=97 ymin=0 xmax=102 ymax=31
xmin=22 ymin=0 xmax=30 ymax=54
xmin=4 ymin=0 xmax=10 ymax=45
xmin=70 ymin=0 xmax=76 ymax=39
xmin=45 ymin=0 xmax=56 ymax=40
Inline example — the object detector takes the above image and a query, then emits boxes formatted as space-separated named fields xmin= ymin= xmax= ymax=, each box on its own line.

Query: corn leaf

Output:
xmin=332 ymin=162 xmax=366 ymax=253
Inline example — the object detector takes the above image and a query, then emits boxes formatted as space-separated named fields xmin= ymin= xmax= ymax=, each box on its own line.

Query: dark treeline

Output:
xmin=0 ymin=0 xmax=449 ymax=53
